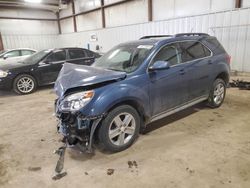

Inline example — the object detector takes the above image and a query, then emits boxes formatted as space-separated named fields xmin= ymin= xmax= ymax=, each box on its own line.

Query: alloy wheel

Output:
xmin=17 ymin=77 xmax=35 ymax=93
xmin=108 ymin=112 xmax=136 ymax=146
xmin=213 ymin=82 xmax=225 ymax=105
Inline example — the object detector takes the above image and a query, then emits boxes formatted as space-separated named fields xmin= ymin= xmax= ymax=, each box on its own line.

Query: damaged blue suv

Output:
xmin=54 ymin=33 xmax=230 ymax=152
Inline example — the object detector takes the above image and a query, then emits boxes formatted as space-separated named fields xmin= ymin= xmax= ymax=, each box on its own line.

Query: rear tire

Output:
xmin=13 ymin=74 xmax=37 ymax=95
xmin=207 ymin=78 xmax=226 ymax=108
xmin=98 ymin=105 xmax=140 ymax=152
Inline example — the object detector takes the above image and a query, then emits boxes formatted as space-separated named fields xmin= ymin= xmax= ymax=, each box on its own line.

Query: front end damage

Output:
xmin=52 ymin=63 xmax=126 ymax=179
xmin=56 ymin=108 xmax=105 ymax=153
xmin=52 ymin=103 xmax=105 ymax=180
xmin=53 ymin=63 xmax=126 ymax=152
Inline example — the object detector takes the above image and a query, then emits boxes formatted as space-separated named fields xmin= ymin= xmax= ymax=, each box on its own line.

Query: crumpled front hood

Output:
xmin=54 ymin=63 xmax=126 ymax=97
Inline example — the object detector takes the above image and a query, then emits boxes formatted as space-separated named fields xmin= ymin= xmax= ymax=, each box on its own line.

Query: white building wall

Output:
xmin=77 ymin=11 xmax=102 ymax=31
xmin=60 ymin=18 xmax=74 ymax=33
xmin=0 ymin=9 xmax=58 ymax=50
xmin=242 ymin=0 xmax=250 ymax=7
xmin=59 ymin=2 xmax=73 ymax=18
xmin=105 ymin=0 xmax=148 ymax=27
xmin=58 ymin=7 xmax=250 ymax=72
xmin=1 ymin=0 xmax=250 ymax=72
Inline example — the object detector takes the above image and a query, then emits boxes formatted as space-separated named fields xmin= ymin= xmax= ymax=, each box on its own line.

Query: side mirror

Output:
xmin=43 ymin=59 xmax=51 ymax=64
xmin=149 ymin=61 xmax=170 ymax=71
xmin=38 ymin=60 xmax=50 ymax=66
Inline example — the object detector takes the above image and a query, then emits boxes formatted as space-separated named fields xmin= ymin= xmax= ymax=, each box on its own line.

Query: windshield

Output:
xmin=93 ymin=44 xmax=153 ymax=73
xmin=21 ymin=49 xmax=51 ymax=64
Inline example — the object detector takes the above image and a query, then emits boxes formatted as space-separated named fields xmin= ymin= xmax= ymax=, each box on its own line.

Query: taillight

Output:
xmin=226 ymin=54 xmax=231 ymax=65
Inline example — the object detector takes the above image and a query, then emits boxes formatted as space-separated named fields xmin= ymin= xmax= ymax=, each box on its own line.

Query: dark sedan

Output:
xmin=0 ymin=47 xmax=100 ymax=94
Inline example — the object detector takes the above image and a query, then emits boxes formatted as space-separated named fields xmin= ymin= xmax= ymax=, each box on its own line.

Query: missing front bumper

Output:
xmin=57 ymin=113 xmax=104 ymax=153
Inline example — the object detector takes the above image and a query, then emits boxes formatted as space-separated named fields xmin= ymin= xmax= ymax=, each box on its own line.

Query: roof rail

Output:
xmin=140 ymin=35 xmax=172 ymax=39
xmin=174 ymin=33 xmax=209 ymax=37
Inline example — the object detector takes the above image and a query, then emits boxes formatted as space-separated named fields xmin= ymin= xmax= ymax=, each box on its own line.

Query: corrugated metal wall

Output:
xmin=0 ymin=0 xmax=250 ymax=72
xmin=0 ymin=9 xmax=59 ymax=50
xmin=58 ymin=7 xmax=250 ymax=72
xmin=2 ymin=34 xmax=58 ymax=50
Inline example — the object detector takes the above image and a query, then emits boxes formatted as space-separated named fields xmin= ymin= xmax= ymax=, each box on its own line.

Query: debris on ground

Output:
xmin=52 ymin=145 xmax=67 ymax=180
xmin=52 ymin=171 xmax=67 ymax=180
xmin=84 ymin=172 xmax=89 ymax=175
xmin=107 ymin=169 xmax=114 ymax=175
xmin=128 ymin=161 xmax=133 ymax=168
xmin=28 ymin=167 xmax=41 ymax=171
xmin=186 ymin=167 xmax=195 ymax=175
xmin=230 ymin=80 xmax=250 ymax=90
xmin=133 ymin=161 xmax=138 ymax=168
xmin=128 ymin=160 xmax=138 ymax=168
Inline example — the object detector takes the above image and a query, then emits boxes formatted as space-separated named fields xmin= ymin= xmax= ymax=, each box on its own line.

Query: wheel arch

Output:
xmin=215 ymin=71 xmax=229 ymax=85
xmin=105 ymin=99 xmax=149 ymax=124
xmin=94 ymin=99 xmax=149 ymax=140
xmin=12 ymin=72 xmax=38 ymax=86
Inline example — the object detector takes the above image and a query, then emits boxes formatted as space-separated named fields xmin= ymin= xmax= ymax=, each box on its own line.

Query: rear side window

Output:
xmin=205 ymin=38 xmax=225 ymax=54
xmin=46 ymin=50 xmax=66 ymax=62
xmin=180 ymin=41 xmax=211 ymax=62
xmin=68 ymin=49 xmax=86 ymax=59
xmin=153 ymin=44 xmax=181 ymax=66
xmin=85 ymin=50 xmax=94 ymax=57
xmin=21 ymin=50 xmax=35 ymax=56
xmin=85 ymin=50 xmax=100 ymax=58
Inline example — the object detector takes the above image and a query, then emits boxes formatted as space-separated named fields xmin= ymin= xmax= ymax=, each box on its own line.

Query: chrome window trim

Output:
xmin=147 ymin=40 xmax=213 ymax=71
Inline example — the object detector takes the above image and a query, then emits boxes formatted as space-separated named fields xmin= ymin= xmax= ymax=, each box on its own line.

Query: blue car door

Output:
xmin=179 ymin=41 xmax=213 ymax=100
xmin=148 ymin=43 xmax=190 ymax=116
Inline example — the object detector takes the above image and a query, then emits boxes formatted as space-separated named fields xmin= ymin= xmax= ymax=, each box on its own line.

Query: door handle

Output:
xmin=179 ymin=69 xmax=185 ymax=75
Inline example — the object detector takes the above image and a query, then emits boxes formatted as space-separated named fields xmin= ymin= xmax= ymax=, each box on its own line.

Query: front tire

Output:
xmin=13 ymin=74 xmax=37 ymax=95
xmin=207 ymin=78 xmax=226 ymax=108
xmin=98 ymin=105 xmax=140 ymax=152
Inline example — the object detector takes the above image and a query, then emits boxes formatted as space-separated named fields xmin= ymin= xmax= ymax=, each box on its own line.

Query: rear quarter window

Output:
xmin=205 ymin=38 xmax=226 ymax=55
xmin=180 ymin=41 xmax=211 ymax=62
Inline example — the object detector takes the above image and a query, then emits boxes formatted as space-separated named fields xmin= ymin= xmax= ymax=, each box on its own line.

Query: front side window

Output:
xmin=152 ymin=44 xmax=181 ymax=66
xmin=5 ymin=50 xmax=20 ymax=58
xmin=46 ymin=50 xmax=66 ymax=62
xmin=93 ymin=44 xmax=153 ymax=73
xmin=68 ymin=49 xmax=86 ymax=59
xmin=180 ymin=41 xmax=211 ymax=62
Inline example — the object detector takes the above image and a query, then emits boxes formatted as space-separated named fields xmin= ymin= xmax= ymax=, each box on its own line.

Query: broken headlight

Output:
xmin=60 ymin=90 xmax=94 ymax=112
